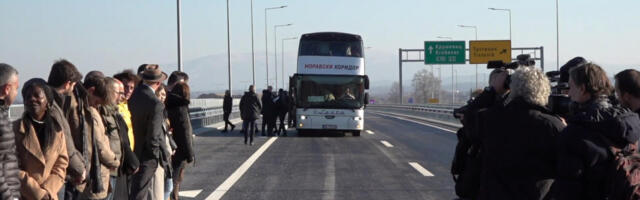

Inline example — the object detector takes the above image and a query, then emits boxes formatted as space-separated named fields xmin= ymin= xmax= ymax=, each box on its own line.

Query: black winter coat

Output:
xmin=261 ymin=91 xmax=276 ymax=119
xmin=223 ymin=95 xmax=232 ymax=114
xmin=240 ymin=92 xmax=262 ymax=121
xmin=166 ymin=93 xmax=195 ymax=163
xmin=553 ymin=97 xmax=640 ymax=200
xmin=0 ymin=103 xmax=20 ymax=200
xmin=479 ymin=97 xmax=566 ymax=200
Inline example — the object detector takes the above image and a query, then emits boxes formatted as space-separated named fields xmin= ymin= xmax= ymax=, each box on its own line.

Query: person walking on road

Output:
xmin=128 ymin=64 xmax=168 ymax=200
xmin=275 ymin=89 xmax=289 ymax=136
xmin=222 ymin=90 xmax=235 ymax=133
xmin=0 ymin=64 xmax=21 ymax=200
xmin=261 ymin=87 xmax=273 ymax=136
xmin=240 ymin=85 xmax=261 ymax=146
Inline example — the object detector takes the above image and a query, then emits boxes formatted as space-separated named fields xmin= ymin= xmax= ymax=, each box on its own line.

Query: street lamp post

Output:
xmin=176 ymin=0 xmax=183 ymax=72
xmin=274 ymin=23 xmax=292 ymax=89
xmin=458 ymin=25 xmax=478 ymax=89
xmin=437 ymin=36 xmax=455 ymax=105
xmin=226 ymin=0 xmax=232 ymax=94
xmin=556 ymin=0 xmax=560 ymax=70
xmin=282 ymin=37 xmax=297 ymax=89
xmin=264 ymin=5 xmax=287 ymax=87
xmin=488 ymin=8 xmax=511 ymax=40
xmin=250 ymin=0 xmax=255 ymax=86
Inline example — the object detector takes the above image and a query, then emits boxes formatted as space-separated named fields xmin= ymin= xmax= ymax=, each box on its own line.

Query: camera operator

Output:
xmin=479 ymin=66 xmax=566 ymax=200
xmin=614 ymin=69 xmax=640 ymax=114
xmin=451 ymin=64 xmax=512 ymax=199
xmin=553 ymin=63 xmax=640 ymax=199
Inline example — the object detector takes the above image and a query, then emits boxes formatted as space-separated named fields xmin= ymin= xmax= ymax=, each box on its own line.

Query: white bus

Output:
xmin=290 ymin=32 xmax=369 ymax=136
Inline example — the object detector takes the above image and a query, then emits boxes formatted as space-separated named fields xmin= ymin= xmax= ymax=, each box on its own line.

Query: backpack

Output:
xmin=596 ymin=129 xmax=640 ymax=200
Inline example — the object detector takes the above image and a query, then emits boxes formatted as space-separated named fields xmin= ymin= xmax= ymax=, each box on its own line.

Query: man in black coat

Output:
xmin=128 ymin=64 xmax=168 ymax=200
xmin=261 ymin=87 xmax=273 ymax=136
xmin=0 ymin=64 xmax=20 ymax=200
xmin=240 ymin=85 xmax=261 ymax=145
xmin=275 ymin=89 xmax=289 ymax=136
xmin=222 ymin=90 xmax=235 ymax=132
xmin=554 ymin=63 xmax=640 ymax=200
xmin=479 ymin=67 xmax=566 ymax=200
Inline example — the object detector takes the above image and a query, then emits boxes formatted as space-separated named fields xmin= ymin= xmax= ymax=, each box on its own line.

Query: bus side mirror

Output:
xmin=364 ymin=93 xmax=370 ymax=105
xmin=364 ymin=75 xmax=370 ymax=90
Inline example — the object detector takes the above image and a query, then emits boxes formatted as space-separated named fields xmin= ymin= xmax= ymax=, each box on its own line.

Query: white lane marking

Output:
xmin=369 ymin=111 xmax=456 ymax=134
xmin=365 ymin=130 xmax=375 ymax=135
xmin=322 ymin=153 xmax=336 ymax=200
xmin=179 ymin=189 xmax=203 ymax=198
xmin=409 ymin=162 xmax=435 ymax=177
xmin=205 ymin=137 xmax=278 ymax=200
xmin=380 ymin=140 xmax=394 ymax=148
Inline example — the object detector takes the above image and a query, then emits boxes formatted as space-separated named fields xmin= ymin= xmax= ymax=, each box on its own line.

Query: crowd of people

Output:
xmin=451 ymin=56 xmax=640 ymax=200
xmin=0 ymin=60 xmax=195 ymax=200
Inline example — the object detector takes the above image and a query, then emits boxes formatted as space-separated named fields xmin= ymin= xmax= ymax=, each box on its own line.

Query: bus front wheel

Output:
xmin=353 ymin=131 xmax=361 ymax=137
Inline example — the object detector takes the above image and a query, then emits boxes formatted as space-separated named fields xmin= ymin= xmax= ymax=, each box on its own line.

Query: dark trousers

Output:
xmin=266 ymin=116 xmax=277 ymax=136
xmin=278 ymin=113 xmax=287 ymax=134
xmin=171 ymin=159 xmax=189 ymax=200
xmin=130 ymin=158 xmax=158 ymax=200
xmin=243 ymin=120 xmax=256 ymax=144
xmin=261 ymin=117 xmax=267 ymax=135
xmin=223 ymin=112 xmax=234 ymax=130
xmin=63 ymin=182 xmax=80 ymax=200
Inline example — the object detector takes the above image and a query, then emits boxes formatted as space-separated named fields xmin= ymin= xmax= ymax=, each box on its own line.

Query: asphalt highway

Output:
xmin=177 ymin=107 xmax=459 ymax=200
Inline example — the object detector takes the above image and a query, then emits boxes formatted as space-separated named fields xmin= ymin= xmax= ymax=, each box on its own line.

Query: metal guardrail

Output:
xmin=8 ymin=105 xmax=23 ymax=122
xmin=367 ymin=104 xmax=461 ymax=125
xmin=189 ymin=106 xmax=240 ymax=130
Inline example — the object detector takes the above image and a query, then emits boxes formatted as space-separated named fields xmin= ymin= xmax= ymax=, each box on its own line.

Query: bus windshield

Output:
xmin=297 ymin=75 xmax=365 ymax=109
xmin=299 ymin=40 xmax=363 ymax=57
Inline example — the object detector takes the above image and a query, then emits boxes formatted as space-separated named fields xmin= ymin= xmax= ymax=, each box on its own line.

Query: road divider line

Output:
xmin=380 ymin=140 xmax=394 ymax=148
xmin=179 ymin=189 xmax=203 ymax=198
xmin=409 ymin=162 xmax=435 ymax=177
xmin=366 ymin=130 xmax=375 ymax=135
xmin=369 ymin=111 xmax=456 ymax=134
xmin=205 ymin=137 xmax=278 ymax=200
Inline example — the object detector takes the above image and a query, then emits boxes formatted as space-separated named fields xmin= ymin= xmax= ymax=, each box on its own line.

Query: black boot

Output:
xmin=231 ymin=124 xmax=236 ymax=132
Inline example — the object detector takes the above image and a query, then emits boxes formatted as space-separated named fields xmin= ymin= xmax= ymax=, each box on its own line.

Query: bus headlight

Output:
xmin=300 ymin=115 xmax=306 ymax=120
xmin=353 ymin=116 xmax=362 ymax=121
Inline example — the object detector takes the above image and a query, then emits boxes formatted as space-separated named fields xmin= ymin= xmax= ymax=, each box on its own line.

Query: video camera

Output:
xmin=453 ymin=54 xmax=535 ymax=120
xmin=546 ymin=57 xmax=587 ymax=117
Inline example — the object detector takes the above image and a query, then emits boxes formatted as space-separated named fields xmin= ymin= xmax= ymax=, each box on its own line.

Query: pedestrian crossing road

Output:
xmin=178 ymin=108 xmax=458 ymax=200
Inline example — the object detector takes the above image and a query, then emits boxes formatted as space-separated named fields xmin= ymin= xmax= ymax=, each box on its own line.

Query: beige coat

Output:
xmin=14 ymin=118 xmax=69 ymax=200
xmin=77 ymin=107 xmax=120 ymax=199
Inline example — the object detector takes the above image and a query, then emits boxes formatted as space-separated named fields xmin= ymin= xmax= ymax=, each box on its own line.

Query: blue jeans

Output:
xmin=105 ymin=176 xmax=117 ymax=200
xmin=243 ymin=120 xmax=256 ymax=144
xmin=164 ymin=178 xmax=173 ymax=200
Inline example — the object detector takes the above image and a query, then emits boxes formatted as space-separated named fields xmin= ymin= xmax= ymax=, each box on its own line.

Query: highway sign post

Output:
xmin=469 ymin=40 xmax=511 ymax=64
xmin=424 ymin=41 xmax=466 ymax=64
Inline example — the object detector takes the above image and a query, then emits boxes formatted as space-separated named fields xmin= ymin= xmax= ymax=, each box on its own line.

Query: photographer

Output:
xmin=614 ymin=69 xmax=640 ymax=114
xmin=479 ymin=66 xmax=566 ymax=200
xmin=553 ymin=63 xmax=640 ymax=199
xmin=451 ymin=64 xmax=512 ymax=199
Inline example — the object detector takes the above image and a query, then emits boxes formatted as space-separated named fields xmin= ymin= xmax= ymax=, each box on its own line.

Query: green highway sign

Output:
xmin=424 ymin=41 xmax=466 ymax=64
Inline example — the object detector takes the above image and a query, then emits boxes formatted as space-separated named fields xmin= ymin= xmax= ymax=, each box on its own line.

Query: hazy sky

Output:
xmin=1 ymin=0 xmax=639 ymax=93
